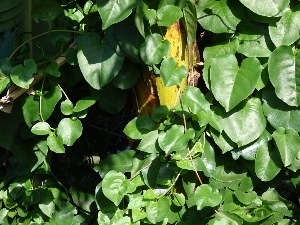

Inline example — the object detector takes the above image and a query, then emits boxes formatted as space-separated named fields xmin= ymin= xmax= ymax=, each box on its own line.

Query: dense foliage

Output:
xmin=1 ymin=0 xmax=300 ymax=224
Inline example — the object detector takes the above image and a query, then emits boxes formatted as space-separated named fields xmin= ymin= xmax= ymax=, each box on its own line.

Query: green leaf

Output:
xmin=102 ymin=170 xmax=130 ymax=205
xmin=45 ymin=62 xmax=60 ymax=77
xmin=47 ymin=135 xmax=65 ymax=153
xmin=76 ymin=33 xmax=124 ymax=89
xmin=140 ymin=33 xmax=170 ymax=65
xmin=183 ymin=0 xmax=197 ymax=46
xmin=141 ymin=154 xmax=164 ymax=188
xmin=158 ymin=125 xmax=194 ymax=155
xmin=32 ymin=0 xmax=63 ymax=23
xmin=112 ymin=62 xmax=141 ymax=89
xmin=272 ymin=128 xmax=300 ymax=167
xmin=269 ymin=45 xmax=300 ymax=106
xmin=269 ymin=9 xmax=300 ymax=47
xmin=123 ymin=116 xmax=155 ymax=139
xmin=0 ymin=209 xmax=8 ymax=223
xmin=255 ymin=143 xmax=282 ymax=181
xmin=60 ymin=99 xmax=73 ymax=115
xmin=146 ymin=196 xmax=170 ymax=224
xmin=210 ymin=55 xmax=262 ymax=112
xmin=0 ymin=76 xmax=9 ymax=94
xmin=47 ymin=201 xmax=77 ymax=225
xmin=137 ymin=130 xmax=160 ymax=153
xmin=97 ymin=0 xmax=138 ymax=30
xmin=10 ymin=59 xmax=37 ymax=89
xmin=97 ymin=84 xmax=128 ymax=114
xmin=94 ymin=150 xmax=135 ymax=178
xmin=160 ymin=57 xmax=187 ymax=87
xmin=223 ymin=98 xmax=267 ymax=147
xmin=239 ymin=0 xmax=289 ymax=17
xmin=41 ymin=85 xmax=62 ymax=120
xmin=262 ymin=85 xmax=300 ymax=132
xmin=197 ymin=0 xmax=244 ymax=33
xmin=157 ymin=5 xmax=183 ymax=27
xmin=181 ymin=86 xmax=210 ymax=114
xmin=56 ymin=118 xmax=83 ymax=146
xmin=234 ymin=190 xmax=257 ymax=205
xmin=31 ymin=122 xmax=51 ymax=135
xmin=232 ymin=130 xmax=272 ymax=160
xmin=194 ymin=184 xmax=222 ymax=210
xmin=73 ymin=96 xmax=98 ymax=112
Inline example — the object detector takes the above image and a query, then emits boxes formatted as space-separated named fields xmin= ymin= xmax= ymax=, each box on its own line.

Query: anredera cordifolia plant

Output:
xmin=0 ymin=0 xmax=300 ymax=224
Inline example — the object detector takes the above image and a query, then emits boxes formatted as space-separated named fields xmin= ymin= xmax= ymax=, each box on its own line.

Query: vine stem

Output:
xmin=130 ymin=155 xmax=159 ymax=181
xmin=160 ymin=169 xmax=182 ymax=197
xmin=39 ymin=78 xmax=45 ymax=122
xmin=9 ymin=30 xmax=83 ymax=60
xmin=56 ymin=82 xmax=70 ymax=101
xmin=179 ymin=95 xmax=203 ymax=185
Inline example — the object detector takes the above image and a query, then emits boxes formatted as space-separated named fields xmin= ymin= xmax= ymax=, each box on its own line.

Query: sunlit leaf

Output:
xmin=56 ymin=118 xmax=83 ymax=146
xmin=194 ymin=184 xmax=222 ymax=210
xmin=146 ymin=196 xmax=170 ymax=224
xmin=97 ymin=0 xmax=138 ymax=30
xmin=157 ymin=5 xmax=183 ymax=27
xmin=160 ymin=57 xmax=187 ymax=87
xmin=31 ymin=122 xmax=51 ymax=135
xmin=10 ymin=59 xmax=36 ymax=89
xmin=269 ymin=45 xmax=300 ymax=106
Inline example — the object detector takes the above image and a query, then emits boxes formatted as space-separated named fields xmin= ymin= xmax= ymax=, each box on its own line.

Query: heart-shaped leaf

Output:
xmin=10 ymin=59 xmax=37 ymax=89
xmin=32 ymin=0 xmax=63 ymax=24
xmin=194 ymin=184 xmax=222 ymax=210
xmin=146 ymin=197 xmax=170 ymax=224
xmin=157 ymin=5 xmax=183 ymax=27
xmin=123 ymin=116 xmax=155 ymax=139
xmin=272 ymin=128 xmax=300 ymax=167
xmin=56 ymin=118 xmax=83 ymax=146
xmin=268 ymin=45 xmax=300 ymax=106
xmin=223 ymin=98 xmax=266 ymax=147
xmin=160 ymin=57 xmax=188 ymax=87
xmin=197 ymin=0 xmax=244 ymax=33
xmin=262 ymin=85 xmax=300 ymax=132
xmin=255 ymin=143 xmax=282 ymax=181
xmin=76 ymin=33 xmax=124 ymax=90
xmin=137 ymin=130 xmax=160 ymax=153
xmin=210 ymin=54 xmax=262 ymax=111
xmin=97 ymin=0 xmax=137 ymax=30
xmin=269 ymin=9 xmax=300 ymax=47
xmin=102 ymin=170 xmax=130 ymax=205
xmin=140 ymin=33 xmax=170 ymax=65
xmin=239 ymin=0 xmax=289 ymax=17
xmin=45 ymin=62 xmax=60 ymax=77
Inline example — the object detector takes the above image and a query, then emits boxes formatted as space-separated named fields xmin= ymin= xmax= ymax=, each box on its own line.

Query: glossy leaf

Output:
xmin=47 ymin=135 xmax=65 ymax=153
xmin=262 ymin=85 xmax=300 ymax=132
xmin=123 ymin=116 xmax=155 ymax=139
xmin=272 ymin=128 xmax=300 ymax=167
xmin=239 ymin=0 xmax=289 ymax=17
xmin=210 ymin=54 xmax=262 ymax=111
xmin=47 ymin=201 xmax=77 ymax=225
xmin=223 ymin=98 xmax=267 ymax=147
xmin=10 ymin=59 xmax=37 ymax=89
xmin=60 ymin=99 xmax=73 ymax=115
xmin=146 ymin=196 xmax=170 ymax=224
xmin=157 ymin=5 xmax=183 ymax=27
xmin=234 ymin=190 xmax=257 ymax=205
xmin=158 ymin=125 xmax=194 ymax=155
xmin=140 ymin=33 xmax=170 ymax=65
xmin=102 ymin=170 xmax=130 ymax=205
xmin=269 ymin=9 xmax=300 ymax=47
xmin=268 ymin=45 xmax=300 ymax=106
xmin=73 ymin=96 xmax=98 ymax=112
xmin=181 ymin=86 xmax=210 ymax=114
xmin=160 ymin=57 xmax=187 ymax=87
xmin=255 ymin=143 xmax=282 ymax=181
xmin=197 ymin=0 xmax=244 ymax=33
xmin=56 ymin=118 xmax=83 ymax=146
xmin=0 ymin=76 xmax=9 ymax=94
xmin=137 ymin=130 xmax=160 ymax=153
xmin=31 ymin=122 xmax=51 ymax=135
xmin=194 ymin=184 xmax=222 ymax=210
xmin=97 ymin=0 xmax=138 ymax=30
xmin=76 ymin=33 xmax=124 ymax=89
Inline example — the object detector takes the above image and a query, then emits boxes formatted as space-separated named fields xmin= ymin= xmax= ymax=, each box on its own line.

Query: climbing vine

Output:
xmin=0 ymin=0 xmax=300 ymax=224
